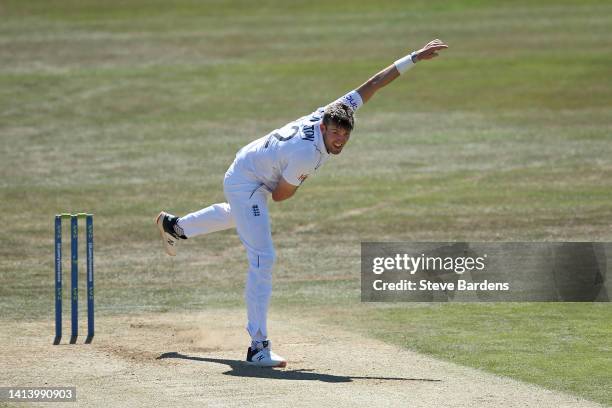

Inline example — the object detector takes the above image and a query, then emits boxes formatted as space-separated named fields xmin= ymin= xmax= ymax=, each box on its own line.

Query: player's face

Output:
xmin=321 ymin=123 xmax=351 ymax=155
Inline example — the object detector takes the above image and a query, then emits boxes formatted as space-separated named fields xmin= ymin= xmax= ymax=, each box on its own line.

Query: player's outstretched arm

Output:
xmin=356 ymin=39 xmax=448 ymax=104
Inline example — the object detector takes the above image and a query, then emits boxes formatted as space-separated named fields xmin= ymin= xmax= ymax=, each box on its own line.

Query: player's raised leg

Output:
xmin=179 ymin=203 xmax=235 ymax=237
xmin=156 ymin=203 xmax=235 ymax=256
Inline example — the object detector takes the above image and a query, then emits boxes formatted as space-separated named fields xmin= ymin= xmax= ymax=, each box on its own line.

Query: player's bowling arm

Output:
xmin=272 ymin=177 xmax=299 ymax=202
xmin=355 ymin=64 xmax=400 ymax=104
xmin=356 ymin=39 xmax=448 ymax=104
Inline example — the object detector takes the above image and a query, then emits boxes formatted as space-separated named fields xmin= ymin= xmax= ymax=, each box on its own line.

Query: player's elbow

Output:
xmin=272 ymin=191 xmax=293 ymax=202
xmin=355 ymin=84 xmax=373 ymax=104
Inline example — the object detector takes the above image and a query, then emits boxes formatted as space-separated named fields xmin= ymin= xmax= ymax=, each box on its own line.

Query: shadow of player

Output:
xmin=157 ymin=352 xmax=441 ymax=383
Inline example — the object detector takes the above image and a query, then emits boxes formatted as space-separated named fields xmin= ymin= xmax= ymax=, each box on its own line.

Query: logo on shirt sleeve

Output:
xmin=298 ymin=174 xmax=309 ymax=183
xmin=345 ymin=94 xmax=358 ymax=109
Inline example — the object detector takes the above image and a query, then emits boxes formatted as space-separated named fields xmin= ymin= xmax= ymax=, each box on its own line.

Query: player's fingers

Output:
xmin=429 ymin=44 xmax=448 ymax=51
xmin=430 ymin=40 xmax=448 ymax=47
xmin=423 ymin=46 xmax=444 ymax=54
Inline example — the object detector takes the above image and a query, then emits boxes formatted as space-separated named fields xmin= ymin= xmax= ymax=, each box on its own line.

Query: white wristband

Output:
xmin=393 ymin=52 xmax=417 ymax=74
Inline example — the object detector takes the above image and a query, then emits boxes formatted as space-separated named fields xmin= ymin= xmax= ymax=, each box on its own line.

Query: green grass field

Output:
xmin=1 ymin=0 xmax=611 ymax=405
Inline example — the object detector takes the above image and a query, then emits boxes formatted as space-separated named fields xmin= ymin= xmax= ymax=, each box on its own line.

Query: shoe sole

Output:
xmin=246 ymin=360 xmax=287 ymax=368
xmin=155 ymin=211 xmax=176 ymax=257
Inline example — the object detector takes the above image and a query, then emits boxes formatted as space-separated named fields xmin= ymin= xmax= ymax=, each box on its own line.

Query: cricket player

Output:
xmin=156 ymin=39 xmax=448 ymax=368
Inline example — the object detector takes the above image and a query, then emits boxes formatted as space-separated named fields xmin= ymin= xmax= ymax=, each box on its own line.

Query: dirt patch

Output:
xmin=0 ymin=310 xmax=604 ymax=407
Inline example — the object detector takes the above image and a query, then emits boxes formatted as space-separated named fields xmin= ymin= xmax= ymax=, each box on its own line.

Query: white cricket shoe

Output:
xmin=246 ymin=340 xmax=287 ymax=368
xmin=155 ymin=211 xmax=183 ymax=256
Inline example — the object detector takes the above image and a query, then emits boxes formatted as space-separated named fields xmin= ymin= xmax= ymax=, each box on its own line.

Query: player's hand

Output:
xmin=414 ymin=39 xmax=448 ymax=61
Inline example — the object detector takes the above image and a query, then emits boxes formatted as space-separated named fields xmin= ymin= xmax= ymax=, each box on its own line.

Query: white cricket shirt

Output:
xmin=229 ymin=90 xmax=363 ymax=191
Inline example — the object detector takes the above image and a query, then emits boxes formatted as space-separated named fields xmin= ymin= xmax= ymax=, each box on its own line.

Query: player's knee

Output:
xmin=259 ymin=252 xmax=276 ymax=271
xmin=248 ymin=251 xmax=276 ymax=272
xmin=215 ymin=203 xmax=231 ymax=214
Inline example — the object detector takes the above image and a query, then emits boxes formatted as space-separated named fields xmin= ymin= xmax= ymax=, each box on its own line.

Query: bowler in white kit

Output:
xmin=157 ymin=39 xmax=448 ymax=367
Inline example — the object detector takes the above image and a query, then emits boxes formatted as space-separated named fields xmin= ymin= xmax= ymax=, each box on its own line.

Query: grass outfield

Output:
xmin=1 ymin=0 xmax=611 ymax=405
xmin=322 ymin=303 xmax=612 ymax=405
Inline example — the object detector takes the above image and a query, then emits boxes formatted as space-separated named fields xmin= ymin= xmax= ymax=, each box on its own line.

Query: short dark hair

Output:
xmin=323 ymin=102 xmax=354 ymax=132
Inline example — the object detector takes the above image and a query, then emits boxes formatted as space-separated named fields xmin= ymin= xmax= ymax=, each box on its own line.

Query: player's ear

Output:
xmin=319 ymin=122 xmax=326 ymax=133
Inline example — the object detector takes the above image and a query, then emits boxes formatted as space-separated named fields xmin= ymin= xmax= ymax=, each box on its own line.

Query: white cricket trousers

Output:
xmin=177 ymin=166 xmax=275 ymax=342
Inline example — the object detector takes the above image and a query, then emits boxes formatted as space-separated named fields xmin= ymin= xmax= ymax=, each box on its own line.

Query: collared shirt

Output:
xmin=230 ymin=90 xmax=363 ymax=191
